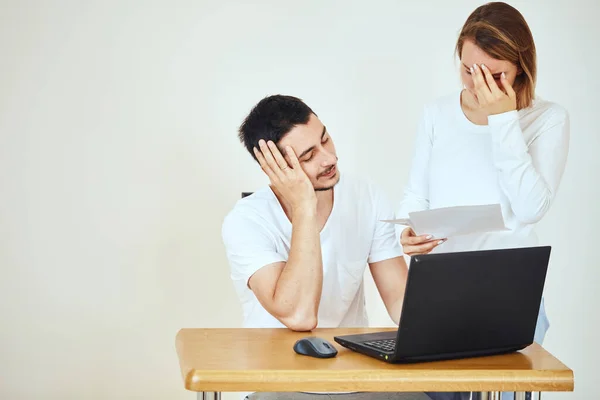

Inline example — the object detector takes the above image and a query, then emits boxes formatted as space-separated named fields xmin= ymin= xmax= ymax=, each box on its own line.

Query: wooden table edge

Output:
xmin=182 ymin=368 xmax=574 ymax=393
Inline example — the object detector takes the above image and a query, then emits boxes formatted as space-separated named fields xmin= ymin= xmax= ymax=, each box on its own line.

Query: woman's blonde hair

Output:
xmin=456 ymin=2 xmax=537 ymax=109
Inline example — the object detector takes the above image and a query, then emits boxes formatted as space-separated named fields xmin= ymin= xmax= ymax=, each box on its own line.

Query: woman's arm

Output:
xmin=488 ymin=106 xmax=570 ymax=224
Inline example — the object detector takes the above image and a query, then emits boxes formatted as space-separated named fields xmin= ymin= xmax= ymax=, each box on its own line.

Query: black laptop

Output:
xmin=334 ymin=246 xmax=551 ymax=363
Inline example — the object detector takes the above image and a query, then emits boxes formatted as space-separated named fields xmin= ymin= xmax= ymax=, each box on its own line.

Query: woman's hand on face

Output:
xmin=471 ymin=63 xmax=517 ymax=116
xmin=400 ymin=227 xmax=446 ymax=256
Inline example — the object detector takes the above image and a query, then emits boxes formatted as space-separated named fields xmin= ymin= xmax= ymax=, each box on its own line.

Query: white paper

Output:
xmin=382 ymin=204 xmax=508 ymax=238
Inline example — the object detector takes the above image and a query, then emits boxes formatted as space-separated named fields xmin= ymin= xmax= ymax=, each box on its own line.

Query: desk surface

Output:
xmin=175 ymin=328 xmax=574 ymax=393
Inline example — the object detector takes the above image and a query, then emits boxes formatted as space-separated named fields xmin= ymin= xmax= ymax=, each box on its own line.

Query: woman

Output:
xmin=397 ymin=3 xmax=569 ymax=399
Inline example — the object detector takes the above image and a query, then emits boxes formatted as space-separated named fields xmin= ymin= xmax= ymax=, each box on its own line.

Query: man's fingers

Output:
xmin=258 ymin=140 xmax=284 ymax=177
xmin=285 ymin=146 xmax=301 ymax=169
xmin=253 ymin=147 xmax=277 ymax=180
xmin=267 ymin=141 xmax=290 ymax=172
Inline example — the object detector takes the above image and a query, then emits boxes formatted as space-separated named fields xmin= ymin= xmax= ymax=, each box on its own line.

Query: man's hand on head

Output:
xmin=254 ymin=139 xmax=317 ymax=217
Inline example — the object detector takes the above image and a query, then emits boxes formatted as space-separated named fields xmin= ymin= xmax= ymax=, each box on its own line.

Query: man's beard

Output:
xmin=313 ymin=163 xmax=339 ymax=192
xmin=314 ymin=171 xmax=340 ymax=192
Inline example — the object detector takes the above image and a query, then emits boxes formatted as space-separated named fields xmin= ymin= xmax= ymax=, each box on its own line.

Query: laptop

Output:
xmin=334 ymin=246 xmax=551 ymax=363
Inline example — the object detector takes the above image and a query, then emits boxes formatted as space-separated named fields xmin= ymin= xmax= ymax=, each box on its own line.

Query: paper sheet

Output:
xmin=383 ymin=204 xmax=508 ymax=238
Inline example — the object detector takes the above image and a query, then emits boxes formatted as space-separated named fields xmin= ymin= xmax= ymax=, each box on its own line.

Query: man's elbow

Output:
xmin=281 ymin=312 xmax=318 ymax=332
xmin=268 ymin=294 xmax=320 ymax=331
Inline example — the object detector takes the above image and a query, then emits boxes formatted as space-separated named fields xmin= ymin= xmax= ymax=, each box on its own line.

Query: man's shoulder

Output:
xmin=222 ymin=187 xmax=277 ymax=231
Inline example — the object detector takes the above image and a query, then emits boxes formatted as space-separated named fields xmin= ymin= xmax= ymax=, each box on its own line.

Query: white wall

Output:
xmin=1 ymin=1 xmax=598 ymax=399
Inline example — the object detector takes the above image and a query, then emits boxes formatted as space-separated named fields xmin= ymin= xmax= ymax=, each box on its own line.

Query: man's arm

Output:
xmin=367 ymin=180 xmax=409 ymax=325
xmin=369 ymin=256 xmax=408 ymax=325
xmin=248 ymin=140 xmax=323 ymax=331
xmin=249 ymin=207 xmax=322 ymax=331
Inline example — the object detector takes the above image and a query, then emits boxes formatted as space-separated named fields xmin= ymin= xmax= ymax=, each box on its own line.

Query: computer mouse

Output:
xmin=293 ymin=337 xmax=338 ymax=358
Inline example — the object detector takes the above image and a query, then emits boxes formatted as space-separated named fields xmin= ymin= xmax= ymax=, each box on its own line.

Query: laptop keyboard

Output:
xmin=364 ymin=338 xmax=396 ymax=353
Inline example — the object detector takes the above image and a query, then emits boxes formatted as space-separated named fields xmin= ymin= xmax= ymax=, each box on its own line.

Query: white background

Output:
xmin=1 ymin=1 xmax=598 ymax=399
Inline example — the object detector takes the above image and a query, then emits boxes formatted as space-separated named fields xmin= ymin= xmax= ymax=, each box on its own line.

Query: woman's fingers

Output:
xmin=403 ymin=239 xmax=446 ymax=256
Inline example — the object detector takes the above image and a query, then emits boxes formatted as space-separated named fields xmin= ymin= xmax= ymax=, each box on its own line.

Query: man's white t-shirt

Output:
xmin=222 ymin=173 xmax=403 ymax=329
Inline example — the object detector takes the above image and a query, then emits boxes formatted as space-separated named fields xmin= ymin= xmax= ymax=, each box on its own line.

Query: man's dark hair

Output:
xmin=238 ymin=95 xmax=316 ymax=161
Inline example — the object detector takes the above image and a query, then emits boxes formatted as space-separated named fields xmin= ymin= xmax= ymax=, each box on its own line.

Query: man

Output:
xmin=221 ymin=94 xmax=433 ymax=400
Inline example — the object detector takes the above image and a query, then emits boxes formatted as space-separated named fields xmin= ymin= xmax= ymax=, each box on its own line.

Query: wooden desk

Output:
xmin=175 ymin=328 xmax=574 ymax=400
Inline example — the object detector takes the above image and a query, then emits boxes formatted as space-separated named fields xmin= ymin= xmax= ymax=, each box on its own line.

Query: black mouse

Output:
xmin=293 ymin=337 xmax=338 ymax=358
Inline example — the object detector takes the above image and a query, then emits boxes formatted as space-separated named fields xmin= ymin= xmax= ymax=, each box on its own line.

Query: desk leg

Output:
xmin=197 ymin=392 xmax=221 ymax=400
